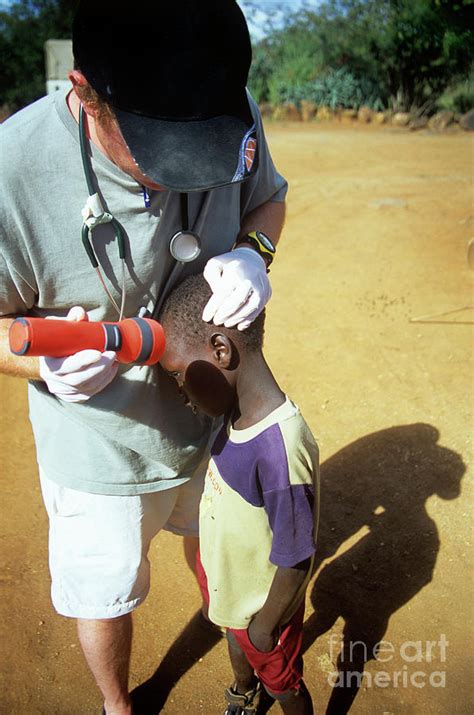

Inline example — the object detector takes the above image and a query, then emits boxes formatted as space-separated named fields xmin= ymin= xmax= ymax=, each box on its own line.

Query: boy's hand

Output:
xmin=247 ymin=616 xmax=278 ymax=653
xmin=246 ymin=561 xmax=312 ymax=653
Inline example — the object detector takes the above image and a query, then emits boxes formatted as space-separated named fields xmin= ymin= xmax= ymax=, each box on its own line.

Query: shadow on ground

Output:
xmin=302 ymin=422 xmax=465 ymax=714
xmin=131 ymin=423 xmax=465 ymax=714
xmin=131 ymin=611 xmax=277 ymax=714
xmin=131 ymin=610 xmax=223 ymax=713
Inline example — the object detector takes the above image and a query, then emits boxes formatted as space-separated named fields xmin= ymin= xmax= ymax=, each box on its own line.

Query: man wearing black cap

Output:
xmin=0 ymin=1 xmax=287 ymax=711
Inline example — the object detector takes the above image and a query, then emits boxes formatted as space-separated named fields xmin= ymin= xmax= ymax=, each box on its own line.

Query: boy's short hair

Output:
xmin=159 ymin=273 xmax=265 ymax=352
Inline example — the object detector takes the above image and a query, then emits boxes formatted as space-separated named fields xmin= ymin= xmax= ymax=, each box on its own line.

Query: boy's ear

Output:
xmin=209 ymin=332 xmax=233 ymax=369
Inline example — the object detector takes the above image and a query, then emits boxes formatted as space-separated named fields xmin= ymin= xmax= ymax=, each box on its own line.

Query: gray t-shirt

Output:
xmin=0 ymin=90 xmax=287 ymax=495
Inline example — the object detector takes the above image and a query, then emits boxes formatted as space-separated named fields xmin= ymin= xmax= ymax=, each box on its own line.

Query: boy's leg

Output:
xmin=193 ymin=550 xmax=259 ymax=711
xmin=225 ymin=632 xmax=262 ymax=714
xmin=229 ymin=602 xmax=313 ymax=714
xmin=226 ymin=631 xmax=258 ymax=694
xmin=266 ymin=680 xmax=313 ymax=715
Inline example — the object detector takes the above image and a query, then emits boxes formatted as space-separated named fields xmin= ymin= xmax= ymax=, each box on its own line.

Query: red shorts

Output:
xmin=195 ymin=549 xmax=305 ymax=694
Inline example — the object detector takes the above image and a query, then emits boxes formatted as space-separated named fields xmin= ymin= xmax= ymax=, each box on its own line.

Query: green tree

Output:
xmin=360 ymin=0 xmax=474 ymax=111
xmin=2 ymin=0 xmax=473 ymax=114
xmin=0 ymin=0 xmax=75 ymax=111
xmin=248 ymin=0 xmax=474 ymax=112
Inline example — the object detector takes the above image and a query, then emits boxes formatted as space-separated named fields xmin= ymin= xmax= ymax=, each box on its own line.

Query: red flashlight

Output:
xmin=9 ymin=316 xmax=166 ymax=366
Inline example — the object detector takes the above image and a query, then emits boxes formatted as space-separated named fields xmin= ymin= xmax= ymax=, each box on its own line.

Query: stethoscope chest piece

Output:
xmin=169 ymin=230 xmax=201 ymax=263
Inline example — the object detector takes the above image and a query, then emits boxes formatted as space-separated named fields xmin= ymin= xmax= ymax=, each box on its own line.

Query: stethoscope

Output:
xmin=79 ymin=104 xmax=202 ymax=320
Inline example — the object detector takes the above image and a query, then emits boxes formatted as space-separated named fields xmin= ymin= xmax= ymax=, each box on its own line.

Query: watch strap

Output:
xmin=233 ymin=230 xmax=275 ymax=269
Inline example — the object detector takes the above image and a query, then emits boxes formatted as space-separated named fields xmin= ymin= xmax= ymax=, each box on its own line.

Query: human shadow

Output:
xmin=130 ymin=609 xmax=276 ymax=715
xmin=130 ymin=610 xmax=224 ymax=714
xmin=301 ymin=423 xmax=465 ymax=714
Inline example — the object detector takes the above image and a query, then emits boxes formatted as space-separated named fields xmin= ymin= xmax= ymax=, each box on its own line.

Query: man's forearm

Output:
xmin=238 ymin=199 xmax=286 ymax=247
xmin=0 ymin=317 xmax=40 ymax=379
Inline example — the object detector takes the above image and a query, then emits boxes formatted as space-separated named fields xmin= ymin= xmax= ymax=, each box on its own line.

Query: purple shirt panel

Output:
xmin=264 ymin=484 xmax=315 ymax=567
xmin=211 ymin=422 xmax=316 ymax=568
xmin=211 ymin=423 xmax=267 ymax=506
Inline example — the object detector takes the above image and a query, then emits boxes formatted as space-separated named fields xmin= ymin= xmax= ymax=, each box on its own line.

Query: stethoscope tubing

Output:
xmin=78 ymin=104 xmax=202 ymax=321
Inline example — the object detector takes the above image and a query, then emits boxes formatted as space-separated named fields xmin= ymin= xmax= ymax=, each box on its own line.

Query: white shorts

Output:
xmin=39 ymin=464 xmax=206 ymax=620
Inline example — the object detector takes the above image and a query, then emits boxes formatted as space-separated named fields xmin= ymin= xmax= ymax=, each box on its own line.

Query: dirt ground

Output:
xmin=0 ymin=121 xmax=472 ymax=715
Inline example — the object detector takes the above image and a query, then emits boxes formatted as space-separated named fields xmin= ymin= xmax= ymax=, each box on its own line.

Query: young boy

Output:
xmin=159 ymin=274 xmax=319 ymax=715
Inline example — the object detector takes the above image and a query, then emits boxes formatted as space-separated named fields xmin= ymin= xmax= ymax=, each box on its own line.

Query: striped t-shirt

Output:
xmin=199 ymin=397 xmax=320 ymax=630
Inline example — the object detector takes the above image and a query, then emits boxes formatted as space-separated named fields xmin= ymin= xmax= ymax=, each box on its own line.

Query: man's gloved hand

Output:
xmin=202 ymin=247 xmax=271 ymax=331
xmin=39 ymin=306 xmax=118 ymax=403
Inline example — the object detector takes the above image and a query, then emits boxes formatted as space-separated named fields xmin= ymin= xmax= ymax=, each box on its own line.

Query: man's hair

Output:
xmin=159 ymin=273 xmax=265 ymax=353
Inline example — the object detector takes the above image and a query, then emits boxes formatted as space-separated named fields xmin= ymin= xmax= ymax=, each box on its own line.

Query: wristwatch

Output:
xmin=233 ymin=230 xmax=276 ymax=271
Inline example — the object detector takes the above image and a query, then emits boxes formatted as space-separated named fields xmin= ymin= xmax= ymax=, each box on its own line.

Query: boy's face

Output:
xmin=160 ymin=335 xmax=236 ymax=418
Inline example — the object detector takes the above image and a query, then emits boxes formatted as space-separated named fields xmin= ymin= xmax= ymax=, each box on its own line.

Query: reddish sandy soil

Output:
xmin=1 ymin=120 xmax=473 ymax=714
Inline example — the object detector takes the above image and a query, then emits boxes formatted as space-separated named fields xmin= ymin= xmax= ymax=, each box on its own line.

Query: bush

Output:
xmin=268 ymin=67 xmax=386 ymax=111
xmin=247 ymin=0 xmax=474 ymax=115
xmin=436 ymin=73 xmax=474 ymax=115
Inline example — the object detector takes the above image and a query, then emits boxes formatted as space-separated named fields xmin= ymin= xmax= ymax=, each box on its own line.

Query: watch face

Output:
xmin=255 ymin=230 xmax=276 ymax=253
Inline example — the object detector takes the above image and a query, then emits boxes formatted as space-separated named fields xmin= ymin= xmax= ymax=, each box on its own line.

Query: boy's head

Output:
xmin=159 ymin=273 xmax=265 ymax=417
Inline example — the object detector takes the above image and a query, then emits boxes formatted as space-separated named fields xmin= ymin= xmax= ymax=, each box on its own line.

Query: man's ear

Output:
xmin=68 ymin=70 xmax=96 ymax=117
xmin=209 ymin=333 xmax=233 ymax=369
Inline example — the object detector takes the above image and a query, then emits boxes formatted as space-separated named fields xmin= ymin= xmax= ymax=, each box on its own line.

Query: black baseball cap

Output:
xmin=72 ymin=0 xmax=258 ymax=192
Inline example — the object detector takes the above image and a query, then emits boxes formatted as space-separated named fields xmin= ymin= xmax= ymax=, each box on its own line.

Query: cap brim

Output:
xmin=115 ymin=108 xmax=258 ymax=193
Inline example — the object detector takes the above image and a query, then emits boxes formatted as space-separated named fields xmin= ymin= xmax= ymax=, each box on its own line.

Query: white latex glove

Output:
xmin=202 ymin=247 xmax=271 ymax=331
xmin=39 ymin=306 xmax=118 ymax=403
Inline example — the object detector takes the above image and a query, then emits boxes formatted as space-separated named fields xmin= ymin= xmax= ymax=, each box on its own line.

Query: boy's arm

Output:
xmin=247 ymin=558 xmax=311 ymax=653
